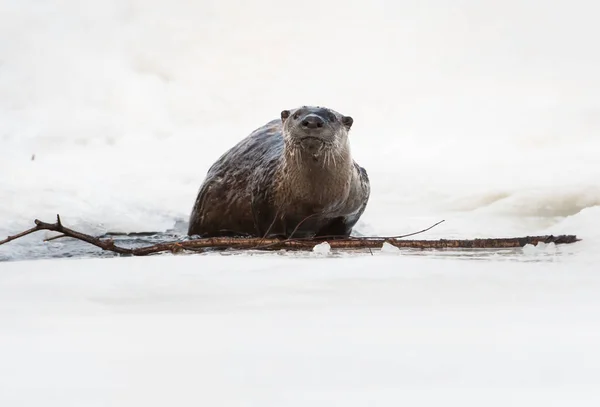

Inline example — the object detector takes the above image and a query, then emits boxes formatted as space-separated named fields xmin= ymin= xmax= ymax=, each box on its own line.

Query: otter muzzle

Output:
xmin=300 ymin=137 xmax=324 ymax=155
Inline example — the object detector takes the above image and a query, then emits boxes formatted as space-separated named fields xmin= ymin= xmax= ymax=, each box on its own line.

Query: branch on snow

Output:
xmin=0 ymin=215 xmax=580 ymax=257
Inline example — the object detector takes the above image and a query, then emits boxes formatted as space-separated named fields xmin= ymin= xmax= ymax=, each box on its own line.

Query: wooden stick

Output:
xmin=0 ymin=215 xmax=580 ymax=257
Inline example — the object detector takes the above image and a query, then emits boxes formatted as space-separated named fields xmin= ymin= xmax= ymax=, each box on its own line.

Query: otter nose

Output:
xmin=301 ymin=115 xmax=324 ymax=129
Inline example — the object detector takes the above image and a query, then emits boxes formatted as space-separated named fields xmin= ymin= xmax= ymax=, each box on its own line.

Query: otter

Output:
xmin=187 ymin=105 xmax=370 ymax=239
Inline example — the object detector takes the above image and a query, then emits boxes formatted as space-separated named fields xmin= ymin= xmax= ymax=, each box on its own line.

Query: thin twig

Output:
xmin=288 ymin=213 xmax=320 ymax=239
xmin=44 ymin=234 xmax=68 ymax=242
xmin=261 ymin=210 xmax=280 ymax=239
xmin=385 ymin=219 xmax=446 ymax=239
xmin=252 ymin=213 xmax=323 ymax=250
xmin=0 ymin=226 xmax=40 ymax=245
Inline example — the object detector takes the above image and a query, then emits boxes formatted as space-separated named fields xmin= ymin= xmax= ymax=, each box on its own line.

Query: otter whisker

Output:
xmin=330 ymin=148 xmax=337 ymax=167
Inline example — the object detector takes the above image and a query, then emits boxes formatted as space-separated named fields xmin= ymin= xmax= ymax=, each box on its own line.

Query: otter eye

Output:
xmin=293 ymin=113 xmax=300 ymax=120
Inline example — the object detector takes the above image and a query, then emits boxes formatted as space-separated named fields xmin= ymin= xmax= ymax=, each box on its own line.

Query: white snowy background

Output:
xmin=1 ymin=0 xmax=600 ymax=405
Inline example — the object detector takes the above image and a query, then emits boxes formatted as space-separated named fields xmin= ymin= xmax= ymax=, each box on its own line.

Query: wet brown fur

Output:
xmin=187 ymin=106 xmax=370 ymax=239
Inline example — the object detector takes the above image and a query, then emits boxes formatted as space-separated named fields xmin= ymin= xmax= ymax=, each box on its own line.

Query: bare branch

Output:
xmin=32 ymin=218 xmax=134 ymax=255
xmin=0 ymin=225 xmax=40 ymax=245
xmin=0 ymin=215 xmax=581 ymax=258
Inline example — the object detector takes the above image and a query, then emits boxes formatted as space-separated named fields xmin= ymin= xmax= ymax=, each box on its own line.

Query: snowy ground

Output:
xmin=1 ymin=0 xmax=600 ymax=405
xmin=2 ymin=254 xmax=600 ymax=406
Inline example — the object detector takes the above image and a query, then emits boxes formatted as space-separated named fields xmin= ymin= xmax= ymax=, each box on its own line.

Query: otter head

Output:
xmin=280 ymin=106 xmax=353 ymax=158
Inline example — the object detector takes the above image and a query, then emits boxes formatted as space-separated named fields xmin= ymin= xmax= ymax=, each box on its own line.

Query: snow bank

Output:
xmin=1 ymin=0 xmax=599 ymax=247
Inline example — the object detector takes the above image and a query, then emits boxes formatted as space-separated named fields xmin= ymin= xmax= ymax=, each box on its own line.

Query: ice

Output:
xmin=522 ymin=242 xmax=558 ymax=258
xmin=380 ymin=241 xmax=401 ymax=254
xmin=1 ymin=0 xmax=600 ymax=405
xmin=312 ymin=241 xmax=331 ymax=254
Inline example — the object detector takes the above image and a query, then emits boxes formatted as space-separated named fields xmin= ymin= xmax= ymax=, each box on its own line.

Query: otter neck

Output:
xmin=279 ymin=140 xmax=353 ymax=210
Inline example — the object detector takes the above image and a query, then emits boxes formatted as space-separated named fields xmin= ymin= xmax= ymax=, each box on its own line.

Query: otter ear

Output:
xmin=342 ymin=115 xmax=353 ymax=129
xmin=281 ymin=110 xmax=291 ymax=121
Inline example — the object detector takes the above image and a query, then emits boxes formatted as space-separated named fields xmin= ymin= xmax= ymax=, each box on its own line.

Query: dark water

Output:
xmin=0 ymin=231 xmax=189 ymax=262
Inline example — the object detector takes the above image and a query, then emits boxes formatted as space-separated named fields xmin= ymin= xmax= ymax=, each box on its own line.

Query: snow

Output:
xmin=1 ymin=0 xmax=600 ymax=405
xmin=2 ymin=255 xmax=600 ymax=406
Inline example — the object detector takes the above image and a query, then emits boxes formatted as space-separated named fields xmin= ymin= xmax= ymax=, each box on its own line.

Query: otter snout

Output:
xmin=301 ymin=114 xmax=325 ymax=129
xmin=282 ymin=106 xmax=345 ymax=148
